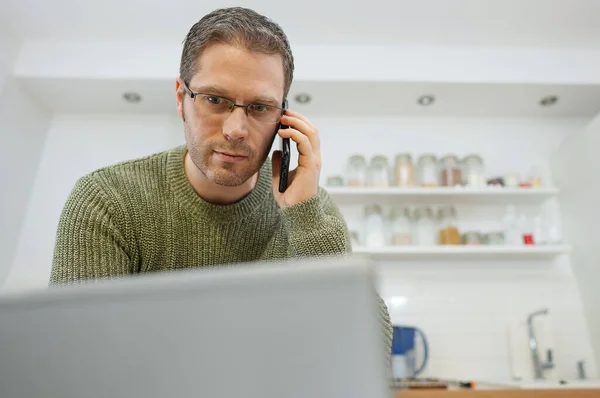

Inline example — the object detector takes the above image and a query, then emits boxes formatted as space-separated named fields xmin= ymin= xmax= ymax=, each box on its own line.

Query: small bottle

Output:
xmin=533 ymin=215 xmax=547 ymax=245
xmin=517 ymin=214 xmax=535 ymax=245
xmin=391 ymin=207 xmax=413 ymax=245
xmin=413 ymin=206 xmax=437 ymax=246
xmin=394 ymin=153 xmax=415 ymax=187
xmin=364 ymin=205 xmax=386 ymax=247
xmin=501 ymin=205 xmax=519 ymax=245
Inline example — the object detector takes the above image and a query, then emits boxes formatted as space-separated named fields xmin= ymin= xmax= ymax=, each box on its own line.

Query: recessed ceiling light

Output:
xmin=417 ymin=94 xmax=435 ymax=106
xmin=540 ymin=95 xmax=558 ymax=107
xmin=123 ymin=92 xmax=142 ymax=103
xmin=294 ymin=93 xmax=311 ymax=104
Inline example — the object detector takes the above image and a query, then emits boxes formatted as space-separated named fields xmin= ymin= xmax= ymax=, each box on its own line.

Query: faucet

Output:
xmin=527 ymin=308 xmax=555 ymax=379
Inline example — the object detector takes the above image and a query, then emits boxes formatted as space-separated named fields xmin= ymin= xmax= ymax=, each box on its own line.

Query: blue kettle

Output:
xmin=391 ymin=325 xmax=429 ymax=379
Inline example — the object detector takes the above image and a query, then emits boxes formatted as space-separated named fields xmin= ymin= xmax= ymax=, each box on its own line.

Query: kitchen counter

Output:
xmin=397 ymin=390 xmax=600 ymax=397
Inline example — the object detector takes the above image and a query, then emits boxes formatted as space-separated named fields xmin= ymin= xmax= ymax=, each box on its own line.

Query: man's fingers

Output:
xmin=278 ymin=128 xmax=315 ymax=168
xmin=281 ymin=113 xmax=320 ymax=155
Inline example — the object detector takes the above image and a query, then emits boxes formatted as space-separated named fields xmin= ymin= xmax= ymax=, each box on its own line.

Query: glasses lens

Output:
xmin=248 ymin=104 xmax=282 ymax=124
xmin=197 ymin=94 xmax=232 ymax=114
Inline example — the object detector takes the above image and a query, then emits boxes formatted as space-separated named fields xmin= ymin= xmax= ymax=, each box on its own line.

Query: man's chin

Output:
xmin=206 ymin=167 xmax=256 ymax=187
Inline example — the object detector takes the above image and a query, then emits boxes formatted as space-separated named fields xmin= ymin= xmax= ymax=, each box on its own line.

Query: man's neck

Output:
xmin=184 ymin=152 xmax=258 ymax=205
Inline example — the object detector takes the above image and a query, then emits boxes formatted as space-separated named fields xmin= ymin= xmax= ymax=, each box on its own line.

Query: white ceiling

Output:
xmin=1 ymin=0 xmax=600 ymax=48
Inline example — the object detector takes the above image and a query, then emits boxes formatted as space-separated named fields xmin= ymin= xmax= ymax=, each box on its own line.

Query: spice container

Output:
xmin=326 ymin=176 xmax=345 ymax=187
xmin=517 ymin=214 xmax=534 ymax=245
xmin=462 ymin=231 xmax=483 ymax=245
xmin=368 ymin=155 xmax=390 ymax=187
xmin=346 ymin=155 xmax=367 ymax=186
xmin=416 ymin=154 xmax=439 ymax=187
xmin=437 ymin=206 xmax=461 ymax=245
xmin=485 ymin=232 xmax=505 ymax=245
xmin=504 ymin=173 xmax=520 ymax=188
xmin=364 ymin=204 xmax=386 ymax=247
xmin=394 ymin=153 xmax=415 ymax=187
xmin=391 ymin=207 xmax=413 ymax=245
xmin=413 ymin=206 xmax=437 ymax=246
xmin=528 ymin=166 xmax=544 ymax=188
xmin=440 ymin=154 xmax=462 ymax=187
xmin=462 ymin=154 xmax=485 ymax=188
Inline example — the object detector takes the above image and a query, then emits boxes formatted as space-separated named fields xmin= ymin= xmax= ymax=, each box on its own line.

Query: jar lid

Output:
xmin=417 ymin=153 xmax=437 ymax=162
xmin=440 ymin=154 xmax=459 ymax=161
xmin=440 ymin=154 xmax=459 ymax=167
xmin=413 ymin=206 xmax=433 ymax=219
xmin=437 ymin=205 xmax=457 ymax=219
xmin=390 ymin=206 xmax=410 ymax=218
xmin=463 ymin=154 xmax=482 ymax=162
xmin=348 ymin=154 xmax=366 ymax=164
xmin=370 ymin=155 xmax=389 ymax=165
xmin=395 ymin=153 xmax=413 ymax=162
xmin=364 ymin=204 xmax=382 ymax=216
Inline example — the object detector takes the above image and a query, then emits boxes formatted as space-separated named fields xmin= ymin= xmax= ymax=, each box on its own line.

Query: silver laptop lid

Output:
xmin=0 ymin=255 xmax=390 ymax=398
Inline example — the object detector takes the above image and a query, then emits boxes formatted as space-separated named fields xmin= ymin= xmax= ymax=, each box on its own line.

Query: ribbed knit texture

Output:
xmin=50 ymin=145 xmax=392 ymax=364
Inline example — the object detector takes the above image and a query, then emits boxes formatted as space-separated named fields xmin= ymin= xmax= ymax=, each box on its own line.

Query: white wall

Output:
xmin=5 ymin=112 xmax=597 ymax=382
xmin=551 ymin=114 xmax=600 ymax=377
xmin=0 ymin=32 xmax=51 ymax=285
xmin=5 ymin=113 xmax=182 ymax=289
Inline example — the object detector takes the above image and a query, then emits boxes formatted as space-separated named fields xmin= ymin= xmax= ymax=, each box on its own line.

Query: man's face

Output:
xmin=176 ymin=43 xmax=285 ymax=187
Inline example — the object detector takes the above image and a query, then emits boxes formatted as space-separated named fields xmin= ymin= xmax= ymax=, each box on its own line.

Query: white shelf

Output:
xmin=353 ymin=245 xmax=572 ymax=261
xmin=327 ymin=186 xmax=559 ymax=205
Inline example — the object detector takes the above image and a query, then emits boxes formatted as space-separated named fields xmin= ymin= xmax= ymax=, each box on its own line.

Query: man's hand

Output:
xmin=271 ymin=109 xmax=321 ymax=208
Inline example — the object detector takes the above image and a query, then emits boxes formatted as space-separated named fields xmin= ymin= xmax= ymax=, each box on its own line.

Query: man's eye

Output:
xmin=206 ymin=96 xmax=222 ymax=105
xmin=251 ymin=104 xmax=268 ymax=112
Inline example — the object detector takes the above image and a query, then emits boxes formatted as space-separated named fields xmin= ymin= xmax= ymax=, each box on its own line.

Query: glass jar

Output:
xmin=412 ymin=206 xmax=436 ymax=246
xmin=394 ymin=153 xmax=415 ymax=187
xmin=368 ymin=155 xmax=390 ymax=187
xmin=437 ymin=206 xmax=461 ymax=245
xmin=364 ymin=204 xmax=386 ymax=247
xmin=326 ymin=175 xmax=345 ymax=187
xmin=462 ymin=154 xmax=485 ymax=188
xmin=440 ymin=155 xmax=462 ymax=187
xmin=346 ymin=155 xmax=367 ymax=187
xmin=416 ymin=154 xmax=439 ymax=187
xmin=528 ymin=166 xmax=544 ymax=188
xmin=462 ymin=231 xmax=483 ymax=245
xmin=504 ymin=173 xmax=520 ymax=188
xmin=390 ymin=207 xmax=413 ymax=245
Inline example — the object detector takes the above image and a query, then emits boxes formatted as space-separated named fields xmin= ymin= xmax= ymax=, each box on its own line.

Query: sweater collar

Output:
xmin=167 ymin=145 xmax=273 ymax=223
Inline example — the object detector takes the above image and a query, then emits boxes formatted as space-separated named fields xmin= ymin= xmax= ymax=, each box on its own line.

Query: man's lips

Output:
xmin=214 ymin=150 xmax=248 ymax=163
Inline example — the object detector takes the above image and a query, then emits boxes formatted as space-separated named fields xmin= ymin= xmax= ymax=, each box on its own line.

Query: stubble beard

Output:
xmin=183 ymin=110 xmax=275 ymax=187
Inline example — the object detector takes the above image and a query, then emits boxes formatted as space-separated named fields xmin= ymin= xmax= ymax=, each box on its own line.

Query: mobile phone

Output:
xmin=278 ymin=99 xmax=290 ymax=193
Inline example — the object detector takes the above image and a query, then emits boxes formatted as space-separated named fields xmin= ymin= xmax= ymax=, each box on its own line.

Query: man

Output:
xmin=50 ymin=7 xmax=392 ymax=359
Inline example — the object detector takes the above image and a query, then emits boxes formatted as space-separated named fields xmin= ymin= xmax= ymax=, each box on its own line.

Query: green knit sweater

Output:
xmin=50 ymin=145 xmax=392 ymax=359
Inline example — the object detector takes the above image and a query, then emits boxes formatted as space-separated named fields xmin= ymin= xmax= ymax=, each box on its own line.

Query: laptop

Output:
xmin=0 ymin=255 xmax=391 ymax=398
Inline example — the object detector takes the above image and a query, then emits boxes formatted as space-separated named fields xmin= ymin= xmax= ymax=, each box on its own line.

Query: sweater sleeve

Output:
xmin=49 ymin=175 xmax=137 ymax=286
xmin=279 ymin=187 xmax=393 ymax=366
xmin=279 ymin=187 xmax=351 ymax=257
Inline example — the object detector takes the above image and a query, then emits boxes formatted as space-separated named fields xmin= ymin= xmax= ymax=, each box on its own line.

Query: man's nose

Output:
xmin=222 ymin=107 xmax=249 ymax=141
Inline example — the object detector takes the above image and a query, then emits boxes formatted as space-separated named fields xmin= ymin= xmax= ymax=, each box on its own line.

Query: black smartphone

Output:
xmin=278 ymin=99 xmax=290 ymax=193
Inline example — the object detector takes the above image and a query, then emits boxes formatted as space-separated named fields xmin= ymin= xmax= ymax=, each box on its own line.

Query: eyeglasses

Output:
xmin=183 ymin=82 xmax=285 ymax=126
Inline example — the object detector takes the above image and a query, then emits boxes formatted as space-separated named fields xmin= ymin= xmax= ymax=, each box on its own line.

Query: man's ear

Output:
xmin=176 ymin=77 xmax=185 ymax=120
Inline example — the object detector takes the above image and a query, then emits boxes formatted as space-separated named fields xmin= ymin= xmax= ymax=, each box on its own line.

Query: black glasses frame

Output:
xmin=183 ymin=82 xmax=286 ymax=119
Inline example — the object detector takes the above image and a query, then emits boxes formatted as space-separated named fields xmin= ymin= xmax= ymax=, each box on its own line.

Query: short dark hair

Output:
xmin=180 ymin=7 xmax=295 ymax=99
